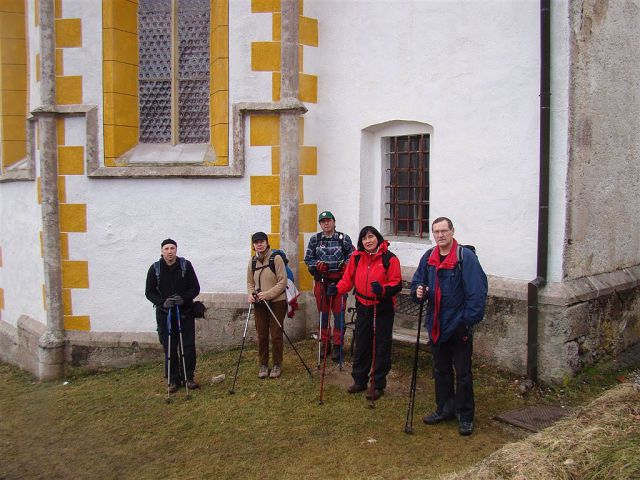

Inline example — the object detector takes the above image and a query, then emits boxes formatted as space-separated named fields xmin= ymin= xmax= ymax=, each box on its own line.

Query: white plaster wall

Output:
xmin=547 ymin=0 xmax=570 ymax=283
xmin=2 ymin=0 xmax=573 ymax=335
xmin=0 ymin=182 xmax=46 ymax=327
xmin=305 ymin=0 xmax=571 ymax=281
xmin=229 ymin=0 xmax=274 ymax=104
xmin=60 ymin=0 xmax=277 ymax=332
xmin=63 ymin=0 xmax=103 ymax=109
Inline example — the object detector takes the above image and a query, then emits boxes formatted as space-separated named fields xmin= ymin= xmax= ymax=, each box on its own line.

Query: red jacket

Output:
xmin=336 ymin=241 xmax=402 ymax=307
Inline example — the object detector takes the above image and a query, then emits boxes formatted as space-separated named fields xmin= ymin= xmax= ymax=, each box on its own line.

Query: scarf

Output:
xmin=427 ymin=239 xmax=459 ymax=343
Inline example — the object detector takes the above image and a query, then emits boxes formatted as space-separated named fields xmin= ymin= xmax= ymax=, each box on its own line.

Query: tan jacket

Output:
xmin=247 ymin=249 xmax=287 ymax=302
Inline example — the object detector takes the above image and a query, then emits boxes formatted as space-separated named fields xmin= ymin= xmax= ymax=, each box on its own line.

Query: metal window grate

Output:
xmin=384 ymin=134 xmax=430 ymax=238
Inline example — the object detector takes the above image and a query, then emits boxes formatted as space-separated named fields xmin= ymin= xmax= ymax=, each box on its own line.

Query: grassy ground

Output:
xmin=0 ymin=339 xmax=635 ymax=480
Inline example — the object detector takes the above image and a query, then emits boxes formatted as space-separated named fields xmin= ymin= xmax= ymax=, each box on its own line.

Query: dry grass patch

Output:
xmin=441 ymin=382 xmax=640 ymax=480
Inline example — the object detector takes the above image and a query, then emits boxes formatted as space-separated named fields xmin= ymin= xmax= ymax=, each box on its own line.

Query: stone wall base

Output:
xmin=1 ymin=270 xmax=639 ymax=384
xmin=0 ymin=293 xmax=313 ymax=379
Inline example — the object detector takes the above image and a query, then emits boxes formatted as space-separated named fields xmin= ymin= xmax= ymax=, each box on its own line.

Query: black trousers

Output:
xmin=431 ymin=324 xmax=474 ymax=422
xmin=351 ymin=302 xmax=394 ymax=390
xmin=157 ymin=307 xmax=196 ymax=384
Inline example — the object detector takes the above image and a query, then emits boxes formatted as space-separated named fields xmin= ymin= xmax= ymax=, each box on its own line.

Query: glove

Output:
xmin=162 ymin=297 xmax=175 ymax=309
xmin=316 ymin=261 xmax=329 ymax=273
xmin=172 ymin=295 xmax=184 ymax=306
xmin=326 ymin=284 xmax=338 ymax=297
xmin=370 ymin=281 xmax=384 ymax=296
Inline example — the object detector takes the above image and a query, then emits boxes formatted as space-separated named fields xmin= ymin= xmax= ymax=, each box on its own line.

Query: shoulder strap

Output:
xmin=381 ymin=251 xmax=395 ymax=271
xmin=153 ymin=260 xmax=161 ymax=292
xmin=178 ymin=257 xmax=187 ymax=278
xmin=336 ymin=231 xmax=345 ymax=253
xmin=268 ymin=252 xmax=277 ymax=275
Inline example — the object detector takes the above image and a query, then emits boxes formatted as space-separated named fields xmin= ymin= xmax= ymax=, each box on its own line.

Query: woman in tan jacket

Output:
xmin=247 ymin=232 xmax=288 ymax=378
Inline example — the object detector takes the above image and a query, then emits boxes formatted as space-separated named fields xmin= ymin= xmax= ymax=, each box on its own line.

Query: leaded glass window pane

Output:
xmin=178 ymin=0 xmax=210 ymax=143
xmin=138 ymin=0 xmax=210 ymax=145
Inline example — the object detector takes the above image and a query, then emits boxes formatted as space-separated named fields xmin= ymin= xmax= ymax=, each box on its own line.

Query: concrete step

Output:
xmin=392 ymin=326 xmax=430 ymax=346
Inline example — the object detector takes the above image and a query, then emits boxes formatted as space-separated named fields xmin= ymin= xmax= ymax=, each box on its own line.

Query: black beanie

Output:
xmin=251 ymin=232 xmax=269 ymax=243
xmin=161 ymin=238 xmax=177 ymax=247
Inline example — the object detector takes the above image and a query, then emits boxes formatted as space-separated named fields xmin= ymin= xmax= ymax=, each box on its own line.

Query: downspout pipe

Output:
xmin=527 ymin=0 xmax=551 ymax=383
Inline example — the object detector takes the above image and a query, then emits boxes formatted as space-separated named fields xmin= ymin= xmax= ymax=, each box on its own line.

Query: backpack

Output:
xmin=315 ymin=231 xmax=351 ymax=257
xmin=154 ymin=256 xmax=187 ymax=293
xmin=252 ymin=249 xmax=294 ymax=282
xmin=252 ymin=249 xmax=300 ymax=318
xmin=352 ymin=250 xmax=395 ymax=272
xmin=425 ymin=244 xmax=477 ymax=269
xmin=153 ymin=257 xmax=206 ymax=318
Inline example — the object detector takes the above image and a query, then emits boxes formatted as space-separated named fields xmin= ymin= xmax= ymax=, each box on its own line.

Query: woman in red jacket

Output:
xmin=327 ymin=226 xmax=402 ymax=400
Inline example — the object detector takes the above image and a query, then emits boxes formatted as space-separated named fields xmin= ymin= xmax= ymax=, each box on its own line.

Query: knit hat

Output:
xmin=318 ymin=211 xmax=335 ymax=222
xmin=161 ymin=238 xmax=177 ymax=247
xmin=251 ymin=231 xmax=269 ymax=243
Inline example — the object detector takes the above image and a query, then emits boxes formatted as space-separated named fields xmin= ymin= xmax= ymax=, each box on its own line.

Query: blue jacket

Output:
xmin=410 ymin=245 xmax=488 ymax=344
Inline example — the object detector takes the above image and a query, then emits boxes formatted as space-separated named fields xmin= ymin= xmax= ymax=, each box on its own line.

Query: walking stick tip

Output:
xmin=228 ymin=389 xmax=235 ymax=395
xmin=404 ymin=426 xmax=414 ymax=434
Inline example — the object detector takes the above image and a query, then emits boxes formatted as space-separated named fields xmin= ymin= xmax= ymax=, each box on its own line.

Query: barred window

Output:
xmin=138 ymin=0 xmax=210 ymax=144
xmin=383 ymin=134 xmax=430 ymax=238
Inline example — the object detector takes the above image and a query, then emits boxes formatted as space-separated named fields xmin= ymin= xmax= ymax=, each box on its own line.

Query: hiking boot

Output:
xmin=269 ymin=365 xmax=282 ymax=378
xmin=168 ymin=383 xmax=179 ymax=394
xmin=331 ymin=345 xmax=342 ymax=362
xmin=347 ymin=383 xmax=368 ymax=394
xmin=365 ymin=388 xmax=384 ymax=401
xmin=459 ymin=421 xmax=474 ymax=436
xmin=258 ymin=365 xmax=269 ymax=379
xmin=186 ymin=380 xmax=200 ymax=390
xmin=422 ymin=411 xmax=456 ymax=425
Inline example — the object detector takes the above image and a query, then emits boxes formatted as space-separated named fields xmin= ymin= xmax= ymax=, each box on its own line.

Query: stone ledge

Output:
xmin=540 ymin=267 xmax=640 ymax=306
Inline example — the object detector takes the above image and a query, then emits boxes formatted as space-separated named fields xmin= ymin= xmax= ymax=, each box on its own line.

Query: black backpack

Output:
xmin=425 ymin=244 xmax=477 ymax=269
xmin=153 ymin=257 xmax=187 ymax=293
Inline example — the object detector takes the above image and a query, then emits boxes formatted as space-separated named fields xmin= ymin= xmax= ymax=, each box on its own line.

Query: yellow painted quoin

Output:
xmin=51 ymin=2 xmax=90 ymax=331
xmin=0 ymin=1 xmax=28 ymax=172
xmin=249 ymin=0 xmax=318 ymax=291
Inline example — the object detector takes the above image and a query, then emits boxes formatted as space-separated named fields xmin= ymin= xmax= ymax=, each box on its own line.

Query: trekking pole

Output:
xmin=229 ymin=302 xmax=253 ymax=395
xmin=318 ymin=293 xmax=334 ymax=404
xmin=175 ymin=305 xmax=191 ymax=400
xmin=404 ymin=292 xmax=427 ymax=434
xmin=338 ymin=294 xmax=346 ymax=371
xmin=317 ymin=280 xmax=325 ymax=369
xmin=259 ymin=293 xmax=313 ymax=378
xmin=165 ymin=309 xmax=173 ymax=404
xmin=368 ymin=302 xmax=378 ymax=409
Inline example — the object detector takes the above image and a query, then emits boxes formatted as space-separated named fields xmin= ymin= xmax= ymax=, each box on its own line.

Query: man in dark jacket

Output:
xmin=145 ymin=238 xmax=201 ymax=392
xmin=410 ymin=217 xmax=487 ymax=435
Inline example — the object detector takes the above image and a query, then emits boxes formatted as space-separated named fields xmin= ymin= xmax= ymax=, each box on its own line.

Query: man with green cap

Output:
xmin=304 ymin=211 xmax=354 ymax=365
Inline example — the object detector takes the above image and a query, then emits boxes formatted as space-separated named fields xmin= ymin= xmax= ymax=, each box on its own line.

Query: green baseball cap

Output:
xmin=318 ymin=211 xmax=335 ymax=222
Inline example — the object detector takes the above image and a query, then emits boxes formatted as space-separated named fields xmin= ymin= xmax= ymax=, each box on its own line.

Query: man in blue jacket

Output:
xmin=411 ymin=217 xmax=487 ymax=436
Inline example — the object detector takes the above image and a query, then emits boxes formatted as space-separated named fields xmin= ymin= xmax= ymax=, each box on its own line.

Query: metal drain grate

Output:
xmin=494 ymin=405 xmax=571 ymax=432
